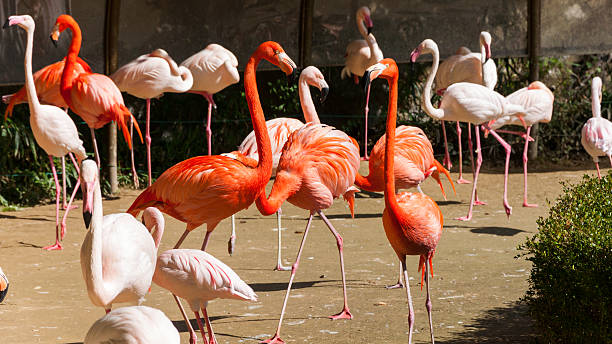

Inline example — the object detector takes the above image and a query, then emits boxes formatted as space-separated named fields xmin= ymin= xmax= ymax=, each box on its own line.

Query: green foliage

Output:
xmin=518 ymin=172 xmax=612 ymax=343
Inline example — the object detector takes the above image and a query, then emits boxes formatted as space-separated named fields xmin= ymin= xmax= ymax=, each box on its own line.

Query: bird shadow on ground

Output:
xmin=436 ymin=301 xmax=536 ymax=344
xmin=250 ymin=279 xmax=366 ymax=292
xmin=448 ymin=225 xmax=527 ymax=237
xmin=355 ymin=190 xmax=383 ymax=198
xmin=17 ymin=241 xmax=44 ymax=248
xmin=325 ymin=212 xmax=381 ymax=219
xmin=0 ymin=213 xmax=51 ymax=221
xmin=436 ymin=200 xmax=462 ymax=206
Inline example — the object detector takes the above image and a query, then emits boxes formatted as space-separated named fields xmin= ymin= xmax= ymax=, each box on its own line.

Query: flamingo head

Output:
xmin=142 ymin=207 xmax=165 ymax=235
xmin=592 ymin=76 xmax=603 ymax=103
xmin=300 ymin=66 xmax=329 ymax=103
xmin=362 ymin=58 xmax=398 ymax=93
xmin=480 ymin=31 xmax=492 ymax=61
xmin=411 ymin=39 xmax=437 ymax=63
xmin=257 ymin=41 xmax=298 ymax=83
xmin=357 ymin=6 xmax=373 ymax=34
xmin=3 ymin=15 xmax=34 ymax=31
xmin=528 ymin=81 xmax=555 ymax=100
xmin=50 ymin=14 xmax=77 ymax=47
xmin=80 ymin=159 xmax=99 ymax=229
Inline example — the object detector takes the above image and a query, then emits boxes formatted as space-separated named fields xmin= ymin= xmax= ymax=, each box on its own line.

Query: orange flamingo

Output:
xmin=255 ymin=124 xmax=360 ymax=342
xmin=364 ymin=58 xmax=443 ymax=343
xmin=50 ymin=14 xmax=142 ymax=167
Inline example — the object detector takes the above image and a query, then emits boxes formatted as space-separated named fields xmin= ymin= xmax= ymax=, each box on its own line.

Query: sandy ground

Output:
xmin=0 ymin=163 xmax=607 ymax=344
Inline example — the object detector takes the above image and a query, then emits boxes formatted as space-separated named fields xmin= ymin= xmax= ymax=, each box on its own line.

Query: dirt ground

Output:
xmin=0 ymin=162 xmax=607 ymax=344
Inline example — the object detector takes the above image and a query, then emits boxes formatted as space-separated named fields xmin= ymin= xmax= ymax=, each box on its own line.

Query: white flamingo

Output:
xmin=79 ymin=159 xmax=163 ymax=313
xmin=411 ymin=39 xmax=525 ymax=221
xmin=153 ymin=249 xmax=258 ymax=344
xmin=4 ymin=15 xmax=87 ymax=250
xmin=84 ymin=306 xmax=180 ymax=344
xmin=581 ymin=76 xmax=612 ymax=179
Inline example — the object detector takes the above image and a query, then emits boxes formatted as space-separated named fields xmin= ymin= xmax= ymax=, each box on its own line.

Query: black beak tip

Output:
xmin=360 ymin=71 xmax=371 ymax=94
xmin=320 ymin=87 xmax=329 ymax=103
xmin=50 ymin=36 xmax=58 ymax=48
xmin=367 ymin=26 xmax=373 ymax=35
xmin=287 ymin=67 xmax=299 ymax=85
xmin=3 ymin=20 xmax=10 ymax=29
xmin=83 ymin=211 xmax=92 ymax=229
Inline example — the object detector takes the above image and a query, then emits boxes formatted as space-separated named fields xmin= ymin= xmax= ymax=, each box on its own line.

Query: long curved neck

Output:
xmin=60 ymin=20 xmax=83 ymax=107
xmin=88 ymin=178 xmax=110 ymax=303
xmin=592 ymin=85 xmax=601 ymax=118
xmin=421 ymin=48 xmax=444 ymax=120
xmin=244 ymin=54 xmax=273 ymax=181
xmin=174 ymin=66 xmax=194 ymax=93
xmin=384 ymin=74 xmax=402 ymax=215
xmin=23 ymin=26 xmax=41 ymax=110
xmin=299 ymin=81 xmax=320 ymax=124
xmin=366 ymin=34 xmax=383 ymax=63
xmin=357 ymin=16 xmax=368 ymax=38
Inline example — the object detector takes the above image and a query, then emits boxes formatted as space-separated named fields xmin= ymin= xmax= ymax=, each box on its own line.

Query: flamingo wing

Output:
xmin=442 ymin=83 xmax=517 ymax=124
xmin=111 ymin=54 xmax=171 ymax=99
xmin=342 ymin=39 xmax=371 ymax=78
xmin=582 ymin=118 xmax=612 ymax=158
xmin=182 ymin=44 xmax=239 ymax=93
xmin=239 ymin=117 xmax=304 ymax=170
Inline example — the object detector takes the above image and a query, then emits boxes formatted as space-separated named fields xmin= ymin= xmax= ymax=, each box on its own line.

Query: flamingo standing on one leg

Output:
xmin=153 ymin=249 xmax=258 ymax=344
xmin=181 ymin=44 xmax=239 ymax=156
xmin=364 ymin=58 xmax=444 ymax=344
xmin=111 ymin=49 xmax=194 ymax=187
xmin=50 ymin=14 xmax=142 ymax=168
xmin=486 ymin=81 xmax=554 ymax=206
xmin=84 ymin=306 xmax=180 ymax=344
xmin=341 ymin=6 xmax=384 ymax=159
xmin=4 ymin=15 xmax=87 ymax=250
xmin=80 ymin=159 xmax=163 ymax=313
xmin=234 ymin=66 xmax=330 ymax=270
xmin=256 ymin=122 xmax=360 ymax=342
xmin=412 ymin=39 xmax=526 ymax=221
xmin=581 ymin=76 xmax=612 ymax=179
xmin=3 ymin=54 xmax=91 ymax=210
xmin=436 ymin=32 xmax=498 ymax=185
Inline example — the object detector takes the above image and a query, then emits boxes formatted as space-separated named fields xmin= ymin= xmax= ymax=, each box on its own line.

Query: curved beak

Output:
xmin=50 ymin=24 xmax=60 ymax=48
xmin=2 ymin=19 xmax=10 ymax=29
xmin=485 ymin=43 xmax=491 ymax=62
xmin=361 ymin=62 xmax=387 ymax=93
xmin=276 ymin=51 xmax=297 ymax=83
xmin=410 ymin=48 xmax=421 ymax=63
xmin=4 ymin=15 xmax=24 ymax=29
xmin=365 ymin=15 xmax=373 ymax=34
xmin=82 ymin=181 xmax=94 ymax=229
xmin=320 ymin=82 xmax=329 ymax=103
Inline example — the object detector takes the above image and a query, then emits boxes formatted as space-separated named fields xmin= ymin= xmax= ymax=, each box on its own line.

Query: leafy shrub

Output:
xmin=518 ymin=172 xmax=612 ymax=343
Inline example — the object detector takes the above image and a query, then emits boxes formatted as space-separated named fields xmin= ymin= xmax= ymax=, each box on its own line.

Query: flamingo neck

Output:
xmin=23 ymin=25 xmax=41 ymax=110
xmin=299 ymin=80 xmax=320 ymax=124
xmin=244 ymin=54 xmax=273 ymax=182
xmin=592 ymin=85 xmax=601 ymax=118
xmin=354 ymin=170 xmax=381 ymax=192
xmin=384 ymin=73 xmax=402 ymax=215
xmin=357 ymin=16 xmax=368 ymax=38
xmin=422 ymin=47 xmax=444 ymax=120
xmin=87 ymin=177 xmax=111 ymax=305
xmin=366 ymin=34 xmax=384 ymax=63
xmin=256 ymin=170 xmax=301 ymax=215
xmin=174 ymin=66 xmax=194 ymax=93
xmin=60 ymin=19 xmax=83 ymax=108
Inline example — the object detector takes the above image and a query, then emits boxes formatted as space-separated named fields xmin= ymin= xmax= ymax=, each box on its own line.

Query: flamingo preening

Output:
xmin=234 ymin=66 xmax=330 ymax=270
xmin=4 ymin=15 xmax=87 ymax=250
xmin=364 ymin=58 xmax=443 ymax=344
xmin=80 ymin=159 xmax=162 ymax=313
xmin=111 ymin=48 xmax=194 ymax=187
xmin=412 ymin=39 xmax=525 ymax=221
xmin=50 ymin=14 xmax=142 ymax=168
xmin=581 ymin=76 xmax=612 ymax=179
xmin=436 ymin=31 xmax=498 ymax=184
xmin=487 ymin=81 xmax=554 ymax=206
xmin=342 ymin=6 xmax=384 ymax=159
xmin=84 ymin=306 xmax=180 ymax=344
xmin=181 ymin=44 xmax=240 ymax=156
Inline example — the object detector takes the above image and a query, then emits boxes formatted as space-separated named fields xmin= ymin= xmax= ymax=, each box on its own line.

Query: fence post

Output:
xmin=528 ymin=0 xmax=541 ymax=160
xmin=298 ymin=0 xmax=314 ymax=67
xmin=104 ymin=0 xmax=120 ymax=194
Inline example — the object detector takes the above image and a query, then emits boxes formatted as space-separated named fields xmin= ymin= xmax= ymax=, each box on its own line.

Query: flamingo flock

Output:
xmin=2 ymin=7 xmax=609 ymax=344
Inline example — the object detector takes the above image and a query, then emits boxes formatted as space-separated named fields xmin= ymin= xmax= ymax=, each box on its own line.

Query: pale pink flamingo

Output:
xmin=84 ymin=306 xmax=180 ymax=344
xmin=3 ymin=55 xmax=91 ymax=211
xmin=80 ymin=159 xmax=163 ymax=313
xmin=181 ymin=44 xmax=240 ymax=156
xmin=436 ymin=31 xmax=498 ymax=185
xmin=153 ymin=249 xmax=258 ymax=344
xmin=111 ymin=49 xmax=194 ymax=187
xmin=0 ymin=266 xmax=8 ymax=303
xmin=341 ymin=6 xmax=384 ymax=159
xmin=50 ymin=14 xmax=142 ymax=168
xmin=256 ymin=121 xmax=360 ymax=342
xmin=234 ymin=66 xmax=329 ymax=270
xmin=4 ymin=15 xmax=87 ymax=250
xmin=364 ymin=58 xmax=444 ymax=344
xmin=581 ymin=76 xmax=612 ymax=179
xmin=486 ymin=81 xmax=554 ymax=206
xmin=412 ymin=39 xmax=525 ymax=221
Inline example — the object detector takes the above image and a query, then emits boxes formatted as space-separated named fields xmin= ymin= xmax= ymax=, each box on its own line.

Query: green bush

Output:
xmin=518 ymin=172 xmax=612 ymax=343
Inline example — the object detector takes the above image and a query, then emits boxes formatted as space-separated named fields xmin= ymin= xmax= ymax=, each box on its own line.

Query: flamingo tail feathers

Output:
xmin=113 ymin=104 xmax=143 ymax=150
xmin=127 ymin=188 xmax=159 ymax=217
xmin=3 ymin=90 xmax=24 ymax=120
xmin=433 ymin=159 xmax=455 ymax=195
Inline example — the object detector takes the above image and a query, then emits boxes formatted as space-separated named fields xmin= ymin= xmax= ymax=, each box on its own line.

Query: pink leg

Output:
xmin=424 ymin=262 xmax=435 ymax=343
xmin=90 ymin=128 xmax=100 ymax=168
xmin=386 ymin=263 xmax=404 ymax=289
xmin=201 ymin=230 xmax=213 ymax=251
xmin=401 ymin=259 xmax=415 ymax=344
xmin=522 ymin=126 xmax=537 ymax=207
xmin=596 ymin=162 xmax=602 ymax=179
xmin=467 ymin=125 xmax=485 ymax=205
xmin=130 ymin=117 xmax=139 ymax=188
xmin=318 ymin=211 xmax=353 ymax=319
xmin=61 ymin=156 xmax=67 ymax=209
xmin=362 ymin=83 xmax=371 ymax=160
xmin=146 ymin=98 xmax=152 ymax=187
xmin=441 ymin=121 xmax=452 ymax=170
xmin=262 ymin=214 xmax=314 ymax=344
xmin=484 ymin=126 xmax=513 ymax=218
xmin=274 ymin=208 xmax=290 ymax=271
xmin=203 ymin=308 xmax=217 ymax=344
xmin=174 ymin=228 xmax=190 ymax=249
xmin=43 ymin=156 xmax=63 ymax=251
xmin=194 ymin=311 xmax=208 ymax=344
xmin=171 ymin=294 xmax=197 ymax=344
xmin=457 ymin=122 xmax=470 ymax=184
xmin=456 ymin=125 xmax=483 ymax=221
xmin=59 ymin=153 xmax=82 ymax=240
xmin=228 ymin=215 xmax=236 ymax=256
